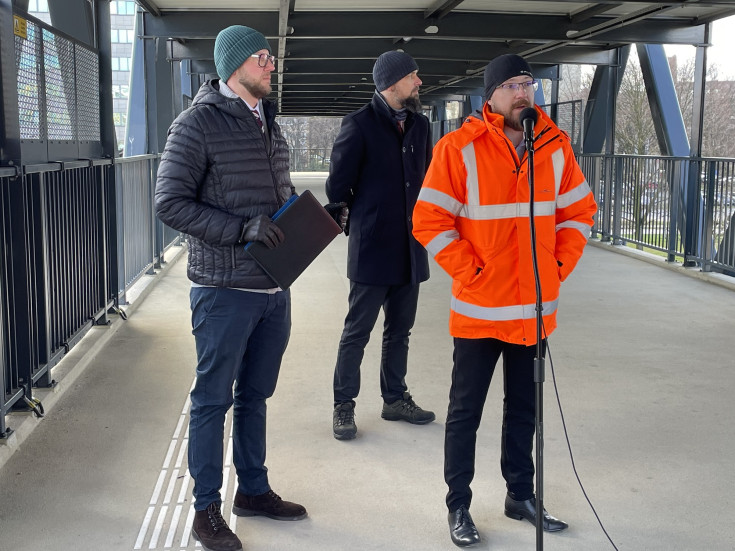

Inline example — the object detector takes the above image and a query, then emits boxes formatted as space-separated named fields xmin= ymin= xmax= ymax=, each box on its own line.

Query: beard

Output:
xmin=499 ymin=100 xmax=531 ymax=131
xmin=238 ymin=72 xmax=271 ymax=99
xmin=401 ymin=93 xmax=422 ymax=113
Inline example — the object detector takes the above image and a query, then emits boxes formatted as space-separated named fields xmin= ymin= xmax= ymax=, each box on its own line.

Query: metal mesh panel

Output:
xmin=43 ymin=28 xmax=75 ymax=140
xmin=539 ymin=100 xmax=583 ymax=151
xmin=76 ymin=46 xmax=101 ymax=141
xmin=15 ymin=21 xmax=42 ymax=140
xmin=555 ymin=101 xmax=582 ymax=147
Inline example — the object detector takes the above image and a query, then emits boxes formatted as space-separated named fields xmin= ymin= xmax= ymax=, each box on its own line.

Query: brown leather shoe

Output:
xmin=191 ymin=502 xmax=243 ymax=551
xmin=232 ymin=489 xmax=307 ymax=521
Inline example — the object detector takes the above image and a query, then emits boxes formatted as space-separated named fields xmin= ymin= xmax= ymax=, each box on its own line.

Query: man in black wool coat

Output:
xmin=326 ymin=50 xmax=435 ymax=441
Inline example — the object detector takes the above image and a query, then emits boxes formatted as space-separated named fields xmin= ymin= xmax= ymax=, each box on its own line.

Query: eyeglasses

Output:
xmin=496 ymin=80 xmax=539 ymax=92
xmin=250 ymin=53 xmax=276 ymax=67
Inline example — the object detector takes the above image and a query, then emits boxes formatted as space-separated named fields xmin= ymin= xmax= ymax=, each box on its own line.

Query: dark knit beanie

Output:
xmin=372 ymin=51 xmax=419 ymax=91
xmin=214 ymin=25 xmax=271 ymax=82
xmin=483 ymin=54 xmax=534 ymax=100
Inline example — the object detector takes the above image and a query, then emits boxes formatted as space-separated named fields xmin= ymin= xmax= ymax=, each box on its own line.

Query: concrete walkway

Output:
xmin=1 ymin=174 xmax=734 ymax=551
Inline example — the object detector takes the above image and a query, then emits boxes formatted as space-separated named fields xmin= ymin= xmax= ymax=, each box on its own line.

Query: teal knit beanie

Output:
xmin=214 ymin=25 xmax=271 ymax=82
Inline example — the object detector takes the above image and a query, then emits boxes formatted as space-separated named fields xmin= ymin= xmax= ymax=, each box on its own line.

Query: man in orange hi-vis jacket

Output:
xmin=412 ymin=54 xmax=597 ymax=548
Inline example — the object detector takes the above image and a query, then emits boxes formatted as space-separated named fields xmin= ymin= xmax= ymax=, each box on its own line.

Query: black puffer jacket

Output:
xmin=155 ymin=80 xmax=295 ymax=288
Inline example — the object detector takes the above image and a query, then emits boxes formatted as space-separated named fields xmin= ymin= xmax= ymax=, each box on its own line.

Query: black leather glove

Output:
xmin=239 ymin=215 xmax=285 ymax=249
xmin=324 ymin=202 xmax=349 ymax=232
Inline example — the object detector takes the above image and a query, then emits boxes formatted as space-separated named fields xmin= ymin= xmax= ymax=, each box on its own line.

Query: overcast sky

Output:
xmin=665 ymin=15 xmax=735 ymax=79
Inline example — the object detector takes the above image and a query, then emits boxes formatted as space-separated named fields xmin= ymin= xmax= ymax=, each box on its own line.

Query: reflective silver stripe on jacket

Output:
xmin=457 ymin=141 xmax=559 ymax=220
xmin=557 ymin=180 xmax=591 ymax=209
xmin=451 ymin=296 xmax=559 ymax=321
xmin=557 ymin=219 xmax=591 ymax=238
xmin=552 ymin=148 xmax=564 ymax=198
xmin=417 ymin=187 xmax=463 ymax=216
xmin=426 ymin=229 xmax=460 ymax=258
xmin=463 ymin=142 xmax=481 ymax=207
xmin=461 ymin=201 xmax=556 ymax=220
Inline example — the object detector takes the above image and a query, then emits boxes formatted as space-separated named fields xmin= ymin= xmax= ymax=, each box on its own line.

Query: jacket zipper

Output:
xmin=520 ymin=127 xmax=559 ymax=168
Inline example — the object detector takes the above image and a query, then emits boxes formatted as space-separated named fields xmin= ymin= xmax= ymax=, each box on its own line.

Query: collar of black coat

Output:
xmin=372 ymin=91 xmax=410 ymax=122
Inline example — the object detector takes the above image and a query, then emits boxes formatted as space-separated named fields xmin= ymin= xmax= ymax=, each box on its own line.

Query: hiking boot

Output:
xmin=333 ymin=402 xmax=357 ymax=440
xmin=191 ymin=502 xmax=242 ymax=551
xmin=232 ymin=489 xmax=307 ymax=521
xmin=381 ymin=392 xmax=435 ymax=424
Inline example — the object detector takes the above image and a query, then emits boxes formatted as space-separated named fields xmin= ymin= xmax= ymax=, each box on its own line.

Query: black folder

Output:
xmin=245 ymin=190 xmax=341 ymax=289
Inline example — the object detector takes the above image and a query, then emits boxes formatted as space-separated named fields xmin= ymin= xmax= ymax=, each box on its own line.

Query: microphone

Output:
xmin=520 ymin=107 xmax=537 ymax=145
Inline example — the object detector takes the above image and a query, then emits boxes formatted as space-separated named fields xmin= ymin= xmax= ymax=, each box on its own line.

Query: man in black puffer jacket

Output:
xmin=155 ymin=25 xmax=309 ymax=551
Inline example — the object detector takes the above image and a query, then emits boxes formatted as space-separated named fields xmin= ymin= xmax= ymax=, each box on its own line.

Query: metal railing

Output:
xmin=579 ymin=153 xmax=735 ymax=274
xmin=1 ymin=161 xmax=115 ymax=436
xmin=1 ymin=155 xmax=178 ymax=438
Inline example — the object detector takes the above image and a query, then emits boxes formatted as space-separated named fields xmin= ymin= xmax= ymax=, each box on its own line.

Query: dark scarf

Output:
xmin=375 ymin=91 xmax=408 ymax=122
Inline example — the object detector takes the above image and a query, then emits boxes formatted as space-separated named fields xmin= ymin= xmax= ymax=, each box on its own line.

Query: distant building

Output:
xmin=29 ymin=0 xmax=136 ymax=153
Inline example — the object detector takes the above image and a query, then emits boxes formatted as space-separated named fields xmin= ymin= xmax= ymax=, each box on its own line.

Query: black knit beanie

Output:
xmin=372 ymin=51 xmax=419 ymax=92
xmin=483 ymin=54 xmax=533 ymax=101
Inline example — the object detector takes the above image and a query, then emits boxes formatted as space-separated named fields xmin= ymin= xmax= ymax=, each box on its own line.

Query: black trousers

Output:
xmin=333 ymin=281 xmax=420 ymax=404
xmin=445 ymin=337 xmax=545 ymax=511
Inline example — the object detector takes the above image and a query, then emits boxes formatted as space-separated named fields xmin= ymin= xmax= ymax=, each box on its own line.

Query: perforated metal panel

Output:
xmin=76 ymin=46 xmax=100 ymax=142
xmin=43 ymin=28 xmax=75 ymax=140
xmin=15 ymin=15 xmax=103 ymax=161
xmin=555 ymin=100 xmax=583 ymax=151
xmin=16 ymin=21 xmax=42 ymax=140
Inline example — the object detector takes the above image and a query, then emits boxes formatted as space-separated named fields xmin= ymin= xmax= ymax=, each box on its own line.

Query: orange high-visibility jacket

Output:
xmin=412 ymin=105 xmax=597 ymax=345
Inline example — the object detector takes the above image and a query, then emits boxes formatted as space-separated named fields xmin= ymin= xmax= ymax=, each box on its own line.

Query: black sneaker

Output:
xmin=381 ymin=392 xmax=435 ymax=424
xmin=191 ymin=502 xmax=243 ymax=551
xmin=333 ymin=402 xmax=357 ymax=440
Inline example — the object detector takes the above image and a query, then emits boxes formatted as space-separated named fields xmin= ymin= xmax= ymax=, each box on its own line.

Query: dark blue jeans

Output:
xmin=333 ymin=281 xmax=420 ymax=404
xmin=188 ymin=286 xmax=290 ymax=511
xmin=445 ymin=337 xmax=545 ymax=511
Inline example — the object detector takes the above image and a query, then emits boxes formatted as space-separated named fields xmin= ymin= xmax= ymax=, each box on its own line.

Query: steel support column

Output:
xmin=583 ymin=47 xmax=628 ymax=155
xmin=143 ymin=33 xmax=174 ymax=267
xmin=125 ymin=9 xmax=147 ymax=156
xmin=684 ymin=28 xmax=709 ymax=267
xmin=637 ymin=44 xmax=689 ymax=156
xmin=97 ymin=0 xmax=117 ymax=158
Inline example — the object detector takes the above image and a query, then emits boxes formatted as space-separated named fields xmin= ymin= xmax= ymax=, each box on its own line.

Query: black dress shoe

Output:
xmin=448 ymin=505 xmax=481 ymax=547
xmin=504 ymin=494 xmax=568 ymax=532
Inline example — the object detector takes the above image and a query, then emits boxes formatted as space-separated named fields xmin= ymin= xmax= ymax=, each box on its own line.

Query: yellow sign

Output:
xmin=14 ymin=15 xmax=27 ymax=39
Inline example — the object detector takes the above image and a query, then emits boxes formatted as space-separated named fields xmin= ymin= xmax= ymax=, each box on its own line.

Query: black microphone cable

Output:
xmin=543 ymin=322 xmax=621 ymax=551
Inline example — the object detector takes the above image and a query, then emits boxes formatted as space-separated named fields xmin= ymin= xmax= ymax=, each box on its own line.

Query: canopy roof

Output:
xmin=136 ymin=0 xmax=735 ymax=115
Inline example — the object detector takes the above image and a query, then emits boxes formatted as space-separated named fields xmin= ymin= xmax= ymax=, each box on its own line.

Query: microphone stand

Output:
xmin=524 ymin=115 xmax=545 ymax=551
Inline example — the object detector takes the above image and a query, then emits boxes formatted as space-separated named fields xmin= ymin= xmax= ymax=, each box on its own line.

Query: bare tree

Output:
xmin=671 ymin=58 xmax=735 ymax=158
xmin=278 ymin=116 xmax=342 ymax=170
xmin=615 ymin=56 xmax=659 ymax=155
